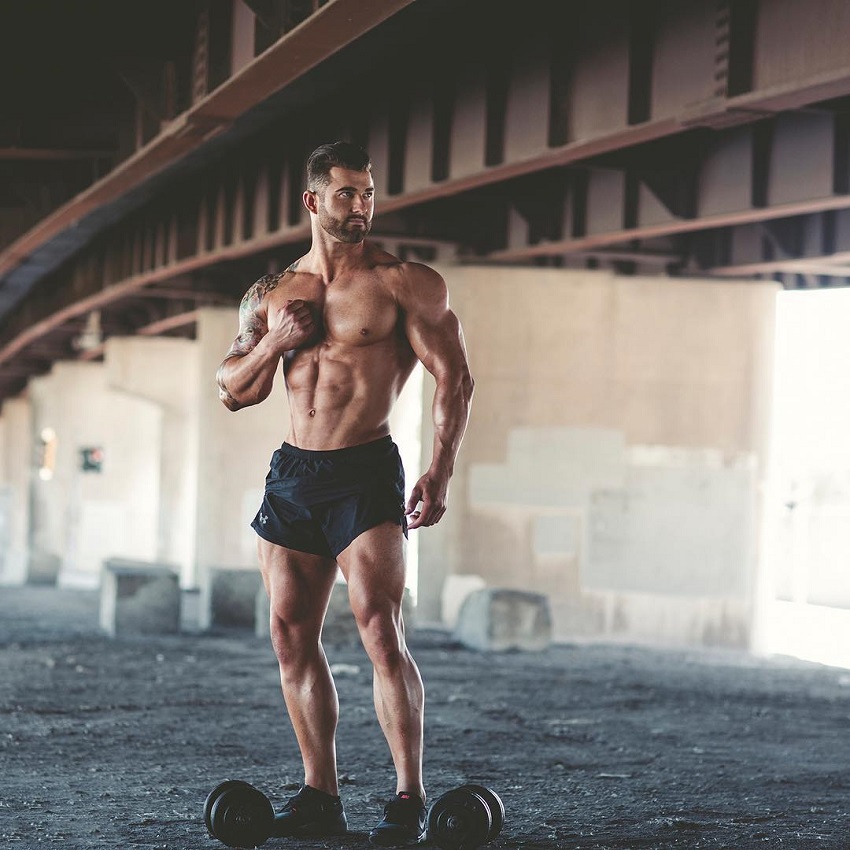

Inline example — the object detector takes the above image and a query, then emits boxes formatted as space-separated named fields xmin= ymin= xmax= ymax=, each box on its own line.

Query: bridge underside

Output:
xmin=3 ymin=0 xmax=850 ymax=401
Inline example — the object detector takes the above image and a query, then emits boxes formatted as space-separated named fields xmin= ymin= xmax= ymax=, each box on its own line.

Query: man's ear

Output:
xmin=303 ymin=189 xmax=319 ymax=214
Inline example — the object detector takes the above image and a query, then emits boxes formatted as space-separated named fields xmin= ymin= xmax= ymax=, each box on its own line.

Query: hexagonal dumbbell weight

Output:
xmin=203 ymin=779 xmax=274 ymax=848
xmin=427 ymin=784 xmax=505 ymax=850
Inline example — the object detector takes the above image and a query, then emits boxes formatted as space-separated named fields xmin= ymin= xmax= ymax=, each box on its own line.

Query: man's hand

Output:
xmin=406 ymin=469 xmax=450 ymax=529
xmin=268 ymin=299 xmax=320 ymax=352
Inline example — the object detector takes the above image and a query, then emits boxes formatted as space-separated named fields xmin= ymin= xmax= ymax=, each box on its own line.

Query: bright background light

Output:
xmin=760 ymin=288 xmax=850 ymax=669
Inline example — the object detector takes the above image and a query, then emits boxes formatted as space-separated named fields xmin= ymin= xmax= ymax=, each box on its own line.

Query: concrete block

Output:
xmin=100 ymin=558 xmax=180 ymax=637
xmin=209 ymin=568 xmax=263 ymax=630
xmin=454 ymin=588 xmax=552 ymax=651
xmin=28 ymin=550 xmax=61 ymax=585
xmin=441 ymin=574 xmax=487 ymax=628
xmin=180 ymin=588 xmax=203 ymax=634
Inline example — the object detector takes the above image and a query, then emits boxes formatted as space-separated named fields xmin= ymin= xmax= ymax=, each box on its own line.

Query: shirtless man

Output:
xmin=216 ymin=141 xmax=474 ymax=846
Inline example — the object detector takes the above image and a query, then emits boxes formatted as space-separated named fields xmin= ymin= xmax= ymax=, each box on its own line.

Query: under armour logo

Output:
xmin=258 ymin=513 xmax=268 ymax=526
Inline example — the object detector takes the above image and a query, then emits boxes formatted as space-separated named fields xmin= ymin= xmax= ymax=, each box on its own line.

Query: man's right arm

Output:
xmin=216 ymin=274 xmax=315 ymax=411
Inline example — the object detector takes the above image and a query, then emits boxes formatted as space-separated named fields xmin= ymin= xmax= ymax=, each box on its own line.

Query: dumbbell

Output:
xmin=203 ymin=779 xmax=274 ymax=848
xmin=427 ymin=784 xmax=505 ymax=850
xmin=204 ymin=779 xmax=505 ymax=850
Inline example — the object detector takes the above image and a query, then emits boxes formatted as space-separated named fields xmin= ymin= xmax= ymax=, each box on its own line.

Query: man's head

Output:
xmin=306 ymin=141 xmax=371 ymax=194
xmin=304 ymin=141 xmax=374 ymax=244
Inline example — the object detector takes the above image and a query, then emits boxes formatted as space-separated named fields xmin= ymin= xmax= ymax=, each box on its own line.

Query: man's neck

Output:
xmin=305 ymin=228 xmax=369 ymax=281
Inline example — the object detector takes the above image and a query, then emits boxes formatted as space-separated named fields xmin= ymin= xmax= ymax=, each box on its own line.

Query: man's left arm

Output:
xmin=399 ymin=264 xmax=474 ymax=529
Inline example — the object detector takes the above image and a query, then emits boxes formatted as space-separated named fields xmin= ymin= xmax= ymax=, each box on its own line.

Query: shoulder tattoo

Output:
xmin=241 ymin=272 xmax=283 ymax=314
xmin=227 ymin=273 xmax=282 ymax=354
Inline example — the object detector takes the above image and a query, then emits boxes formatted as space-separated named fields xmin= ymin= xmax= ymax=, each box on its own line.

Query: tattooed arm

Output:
xmin=216 ymin=272 xmax=317 ymax=411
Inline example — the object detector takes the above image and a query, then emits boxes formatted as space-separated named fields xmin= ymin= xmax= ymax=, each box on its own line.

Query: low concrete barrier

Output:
xmin=99 ymin=558 xmax=180 ymax=637
xmin=454 ymin=588 xmax=553 ymax=651
xmin=208 ymin=568 xmax=263 ymax=630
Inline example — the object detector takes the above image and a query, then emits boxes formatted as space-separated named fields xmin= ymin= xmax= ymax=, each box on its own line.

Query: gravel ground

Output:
xmin=1 ymin=585 xmax=849 ymax=849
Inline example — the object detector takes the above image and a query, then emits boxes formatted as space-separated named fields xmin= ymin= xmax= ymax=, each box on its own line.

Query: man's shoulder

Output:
xmin=367 ymin=249 xmax=443 ymax=287
xmin=241 ymin=268 xmax=303 ymax=305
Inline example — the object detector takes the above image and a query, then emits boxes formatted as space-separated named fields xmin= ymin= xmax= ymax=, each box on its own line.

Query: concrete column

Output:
xmin=29 ymin=362 xmax=162 ymax=589
xmin=0 ymin=397 xmax=33 ymax=585
xmin=104 ymin=336 xmax=201 ymax=587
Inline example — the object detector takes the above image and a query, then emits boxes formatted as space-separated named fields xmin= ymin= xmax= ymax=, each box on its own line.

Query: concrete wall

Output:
xmin=419 ymin=267 xmax=778 ymax=649
xmin=0 ymin=397 xmax=33 ymax=585
xmin=0 ymin=270 xmax=780 ymax=651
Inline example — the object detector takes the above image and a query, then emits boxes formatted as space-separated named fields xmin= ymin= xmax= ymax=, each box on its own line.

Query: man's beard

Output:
xmin=318 ymin=207 xmax=371 ymax=243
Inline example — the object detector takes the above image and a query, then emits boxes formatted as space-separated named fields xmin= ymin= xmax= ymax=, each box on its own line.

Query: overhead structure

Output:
xmin=2 ymin=0 xmax=850 ymax=402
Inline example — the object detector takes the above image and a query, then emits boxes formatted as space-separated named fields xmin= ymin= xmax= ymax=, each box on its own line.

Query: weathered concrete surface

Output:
xmin=2 ymin=586 xmax=849 ymax=849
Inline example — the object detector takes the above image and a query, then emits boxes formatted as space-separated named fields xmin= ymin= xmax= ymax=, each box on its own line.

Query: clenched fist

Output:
xmin=268 ymin=299 xmax=321 ymax=352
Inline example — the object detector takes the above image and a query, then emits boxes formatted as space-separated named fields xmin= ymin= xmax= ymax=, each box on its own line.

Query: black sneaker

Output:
xmin=369 ymin=792 xmax=427 ymax=846
xmin=270 ymin=785 xmax=348 ymax=837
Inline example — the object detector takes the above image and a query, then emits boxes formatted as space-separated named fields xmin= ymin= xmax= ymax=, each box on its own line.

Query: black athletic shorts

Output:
xmin=251 ymin=435 xmax=408 ymax=558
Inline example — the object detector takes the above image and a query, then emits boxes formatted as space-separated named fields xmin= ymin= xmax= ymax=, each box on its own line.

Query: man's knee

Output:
xmin=353 ymin=603 xmax=406 ymax=668
xmin=269 ymin=612 xmax=321 ymax=669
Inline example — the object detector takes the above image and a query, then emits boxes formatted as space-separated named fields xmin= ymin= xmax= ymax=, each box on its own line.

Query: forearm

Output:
xmin=216 ymin=340 xmax=282 ymax=411
xmin=428 ymin=368 xmax=474 ymax=475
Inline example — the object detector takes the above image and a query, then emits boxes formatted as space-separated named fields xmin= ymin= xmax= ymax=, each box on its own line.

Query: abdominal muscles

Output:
xmin=283 ymin=338 xmax=415 ymax=449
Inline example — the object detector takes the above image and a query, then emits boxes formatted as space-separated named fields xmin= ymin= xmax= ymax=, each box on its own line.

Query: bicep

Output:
xmin=225 ymin=275 xmax=276 ymax=357
xmin=403 ymin=272 xmax=469 ymax=379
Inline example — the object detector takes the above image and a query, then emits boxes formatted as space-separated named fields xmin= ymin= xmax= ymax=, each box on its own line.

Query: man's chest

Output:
xmin=273 ymin=273 xmax=400 ymax=347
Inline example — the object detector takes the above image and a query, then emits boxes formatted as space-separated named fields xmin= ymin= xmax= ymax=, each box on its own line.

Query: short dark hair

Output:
xmin=306 ymin=141 xmax=371 ymax=192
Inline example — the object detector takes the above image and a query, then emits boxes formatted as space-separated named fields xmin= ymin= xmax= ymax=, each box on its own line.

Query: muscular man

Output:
xmin=216 ymin=141 xmax=474 ymax=846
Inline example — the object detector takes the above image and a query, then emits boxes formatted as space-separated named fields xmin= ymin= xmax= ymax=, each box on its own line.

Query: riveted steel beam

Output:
xmin=7 ymin=0 xmax=850 ymax=401
xmin=0 ymin=0 xmax=417 ymax=283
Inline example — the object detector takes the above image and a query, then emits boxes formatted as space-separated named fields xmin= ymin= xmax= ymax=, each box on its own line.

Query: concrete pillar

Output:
xmin=0 ymin=397 xmax=33 ymax=585
xmin=29 ymin=362 xmax=162 ymax=588
xmin=104 ymin=336 xmax=201 ymax=587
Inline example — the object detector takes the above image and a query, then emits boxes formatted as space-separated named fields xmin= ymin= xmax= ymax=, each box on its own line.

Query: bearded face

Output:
xmin=310 ymin=166 xmax=375 ymax=244
xmin=316 ymin=200 xmax=372 ymax=243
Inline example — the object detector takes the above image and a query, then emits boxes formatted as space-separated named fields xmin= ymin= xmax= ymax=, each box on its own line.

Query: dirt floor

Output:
xmin=1 ymin=586 xmax=849 ymax=850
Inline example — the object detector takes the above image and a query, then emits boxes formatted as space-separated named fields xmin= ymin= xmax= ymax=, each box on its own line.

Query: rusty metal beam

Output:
xmin=136 ymin=309 xmax=200 ymax=336
xmin=0 ymin=147 xmax=115 ymax=162
xmin=9 ymin=0 xmax=850 ymax=404
xmin=0 ymin=0 xmax=416 ymax=282
xmin=707 ymin=253 xmax=850 ymax=277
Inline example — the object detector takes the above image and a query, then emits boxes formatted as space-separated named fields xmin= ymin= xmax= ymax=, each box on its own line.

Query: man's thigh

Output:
xmin=336 ymin=522 xmax=408 ymax=618
xmin=258 ymin=537 xmax=338 ymax=627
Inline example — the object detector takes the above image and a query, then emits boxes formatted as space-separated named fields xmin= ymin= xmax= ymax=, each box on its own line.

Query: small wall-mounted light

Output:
xmin=38 ymin=427 xmax=57 ymax=481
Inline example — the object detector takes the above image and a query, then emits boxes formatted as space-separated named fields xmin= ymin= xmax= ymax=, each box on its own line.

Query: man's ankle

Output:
xmin=305 ymin=783 xmax=340 ymax=799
